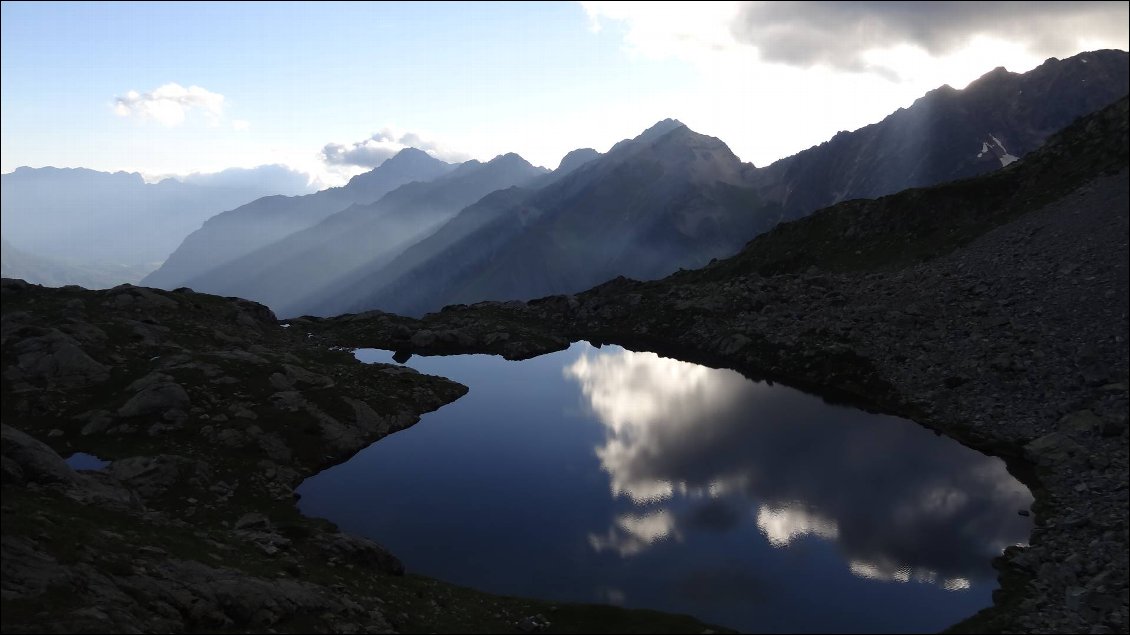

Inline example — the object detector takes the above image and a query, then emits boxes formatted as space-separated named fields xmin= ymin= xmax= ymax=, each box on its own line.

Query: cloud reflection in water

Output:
xmin=564 ymin=344 xmax=1031 ymax=590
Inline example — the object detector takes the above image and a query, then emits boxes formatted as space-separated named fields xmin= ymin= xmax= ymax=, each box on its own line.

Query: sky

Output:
xmin=2 ymin=1 xmax=1127 ymax=188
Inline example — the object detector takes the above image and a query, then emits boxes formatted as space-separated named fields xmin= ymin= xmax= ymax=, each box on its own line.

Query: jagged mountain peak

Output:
xmin=912 ymin=82 xmax=959 ymax=106
xmin=643 ymin=125 xmax=749 ymax=184
xmin=344 ymin=148 xmax=452 ymax=191
xmin=979 ymin=65 xmax=1012 ymax=80
xmin=487 ymin=152 xmax=537 ymax=168
xmin=382 ymin=146 xmax=439 ymax=165
xmin=438 ymin=153 xmax=544 ymax=181
xmin=600 ymin=122 xmax=747 ymax=182
xmin=641 ymin=118 xmax=686 ymax=137
xmin=649 ymin=123 xmax=728 ymax=149
xmin=1041 ymin=48 xmax=1125 ymax=67
xmin=445 ymin=158 xmax=484 ymax=178
xmin=607 ymin=118 xmax=689 ymax=155
xmin=960 ymin=65 xmax=1023 ymax=96
xmin=556 ymin=148 xmax=601 ymax=175
xmin=1023 ymin=49 xmax=1128 ymax=84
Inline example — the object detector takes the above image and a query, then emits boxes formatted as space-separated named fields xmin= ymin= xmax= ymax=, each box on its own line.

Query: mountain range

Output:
xmin=747 ymin=49 xmax=1130 ymax=222
xmin=314 ymin=119 xmax=766 ymax=317
xmin=0 ymin=164 xmax=313 ymax=287
xmin=141 ymin=148 xmax=456 ymax=289
xmin=27 ymin=50 xmax=1130 ymax=316
xmin=175 ymin=152 xmax=547 ymax=311
xmin=304 ymin=49 xmax=1129 ymax=317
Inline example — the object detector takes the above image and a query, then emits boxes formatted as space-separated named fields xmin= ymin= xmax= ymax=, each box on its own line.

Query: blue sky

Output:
xmin=3 ymin=1 xmax=1127 ymax=186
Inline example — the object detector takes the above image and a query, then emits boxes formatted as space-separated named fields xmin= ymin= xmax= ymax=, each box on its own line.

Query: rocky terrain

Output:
xmin=3 ymin=91 xmax=1126 ymax=635
xmin=301 ymin=97 xmax=1130 ymax=632
xmin=0 ymin=280 xmax=721 ymax=633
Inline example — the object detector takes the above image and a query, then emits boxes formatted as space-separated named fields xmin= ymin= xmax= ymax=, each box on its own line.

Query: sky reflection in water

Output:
xmin=297 ymin=343 xmax=1032 ymax=633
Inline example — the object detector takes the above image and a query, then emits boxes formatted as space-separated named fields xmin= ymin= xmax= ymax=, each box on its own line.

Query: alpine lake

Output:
xmin=297 ymin=342 xmax=1033 ymax=633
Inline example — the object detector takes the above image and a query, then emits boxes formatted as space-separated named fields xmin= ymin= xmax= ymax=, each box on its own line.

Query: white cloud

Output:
xmin=176 ymin=164 xmax=316 ymax=196
xmin=563 ymin=345 xmax=755 ymax=503
xmin=232 ymin=119 xmax=250 ymax=131
xmin=848 ymin=558 xmax=970 ymax=591
xmin=588 ymin=509 xmax=680 ymax=556
xmin=113 ymin=82 xmax=225 ymax=127
xmin=756 ymin=504 xmax=839 ymax=547
xmin=320 ymin=127 xmax=470 ymax=169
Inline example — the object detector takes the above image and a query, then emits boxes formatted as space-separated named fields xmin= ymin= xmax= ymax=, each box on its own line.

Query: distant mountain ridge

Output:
xmin=141 ymin=148 xmax=456 ymax=289
xmin=314 ymin=121 xmax=766 ymax=317
xmin=137 ymin=49 xmax=1128 ymax=319
xmin=0 ymin=165 xmax=312 ymax=284
xmin=0 ymin=239 xmax=156 ymax=289
xmin=750 ymin=49 xmax=1130 ymax=222
xmin=314 ymin=49 xmax=1128 ymax=317
xmin=177 ymin=152 xmax=548 ymax=311
xmin=555 ymin=148 xmax=601 ymax=174
xmin=6 ymin=166 xmax=144 ymax=183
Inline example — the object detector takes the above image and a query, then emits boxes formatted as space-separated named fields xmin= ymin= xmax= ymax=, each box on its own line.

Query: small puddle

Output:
xmin=64 ymin=452 xmax=110 ymax=471
xmin=298 ymin=342 xmax=1033 ymax=633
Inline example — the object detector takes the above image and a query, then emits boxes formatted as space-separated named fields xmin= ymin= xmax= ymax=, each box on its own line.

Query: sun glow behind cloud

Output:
xmin=579 ymin=1 xmax=1129 ymax=168
xmin=113 ymin=4 xmax=1127 ymax=183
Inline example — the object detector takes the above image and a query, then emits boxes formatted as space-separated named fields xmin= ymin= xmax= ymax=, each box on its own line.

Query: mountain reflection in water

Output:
xmin=298 ymin=342 xmax=1033 ymax=633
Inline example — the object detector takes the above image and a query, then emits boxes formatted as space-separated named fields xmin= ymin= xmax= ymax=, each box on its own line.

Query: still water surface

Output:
xmin=297 ymin=342 xmax=1032 ymax=633
xmin=64 ymin=452 xmax=109 ymax=471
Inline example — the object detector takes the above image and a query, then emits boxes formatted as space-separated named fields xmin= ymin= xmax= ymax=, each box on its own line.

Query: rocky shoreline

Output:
xmin=0 ymin=279 xmax=723 ymax=633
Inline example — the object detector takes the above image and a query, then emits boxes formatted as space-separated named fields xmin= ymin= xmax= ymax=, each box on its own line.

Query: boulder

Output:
xmin=7 ymin=330 xmax=109 ymax=387
xmin=0 ymin=424 xmax=78 ymax=485
xmin=410 ymin=330 xmax=437 ymax=347
xmin=118 ymin=382 xmax=191 ymax=418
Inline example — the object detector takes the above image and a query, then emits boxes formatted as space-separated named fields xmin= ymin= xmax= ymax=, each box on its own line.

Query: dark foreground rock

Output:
xmin=1 ymin=280 xmax=724 ymax=634
xmin=307 ymin=98 xmax=1130 ymax=633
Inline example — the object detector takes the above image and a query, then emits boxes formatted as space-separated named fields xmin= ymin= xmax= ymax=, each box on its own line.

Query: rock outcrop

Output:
xmin=1 ymin=279 xmax=723 ymax=633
